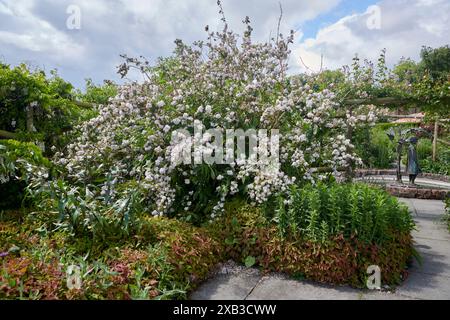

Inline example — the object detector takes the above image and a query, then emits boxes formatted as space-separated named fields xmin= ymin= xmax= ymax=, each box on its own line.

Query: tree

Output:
xmin=419 ymin=45 xmax=450 ymax=81
xmin=393 ymin=58 xmax=420 ymax=84
xmin=75 ymin=78 xmax=117 ymax=105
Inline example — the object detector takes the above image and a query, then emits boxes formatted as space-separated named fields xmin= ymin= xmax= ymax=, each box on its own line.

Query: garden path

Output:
xmin=355 ymin=176 xmax=450 ymax=190
xmin=190 ymin=198 xmax=450 ymax=300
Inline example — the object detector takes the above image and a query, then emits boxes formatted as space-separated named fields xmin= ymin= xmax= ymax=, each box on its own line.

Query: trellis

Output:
xmin=344 ymin=97 xmax=449 ymax=158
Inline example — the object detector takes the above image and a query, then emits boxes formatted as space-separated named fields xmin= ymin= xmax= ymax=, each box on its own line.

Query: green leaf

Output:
xmin=231 ymin=216 xmax=239 ymax=228
xmin=244 ymin=256 xmax=256 ymax=268
xmin=224 ymin=237 xmax=235 ymax=245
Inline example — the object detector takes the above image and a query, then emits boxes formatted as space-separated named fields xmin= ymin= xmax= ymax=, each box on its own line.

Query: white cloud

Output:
xmin=0 ymin=0 xmax=450 ymax=84
xmin=0 ymin=0 xmax=85 ymax=61
xmin=2 ymin=0 xmax=448 ymax=86
xmin=0 ymin=0 xmax=341 ymax=86
xmin=293 ymin=0 xmax=450 ymax=73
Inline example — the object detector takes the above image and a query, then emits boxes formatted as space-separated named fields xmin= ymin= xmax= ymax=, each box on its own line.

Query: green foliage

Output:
xmin=0 ymin=38 xmax=438 ymax=299
xmin=416 ymin=138 xmax=433 ymax=160
xmin=310 ymin=69 xmax=346 ymax=92
xmin=75 ymin=79 xmax=117 ymax=105
xmin=0 ymin=140 xmax=51 ymax=210
xmin=412 ymin=74 xmax=450 ymax=117
xmin=0 ymin=215 xmax=222 ymax=300
xmin=354 ymin=126 xmax=395 ymax=168
xmin=393 ymin=58 xmax=420 ymax=83
xmin=27 ymin=178 xmax=146 ymax=241
xmin=0 ymin=140 xmax=50 ymax=169
xmin=244 ymin=256 xmax=256 ymax=267
xmin=0 ymin=183 xmax=416 ymax=299
xmin=415 ymin=122 xmax=450 ymax=175
xmin=354 ymin=123 xmax=442 ymax=171
xmin=374 ymin=122 xmax=417 ymax=131
xmin=392 ymin=46 xmax=450 ymax=116
xmin=0 ymin=64 xmax=85 ymax=152
xmin=321 ymin=50 xmax=402 ymax=102
xmin=273 ymin=183 xmax=414 ymax=245
xmin=213 ymin=200 xmax=414 ymax=287
xmin=311 ymin=46 xmax=450 ymax=117
xmin=419 ymin=45 xmax=450 ymax=81
xmin=420 ymin=146 xmax=450 ymax=175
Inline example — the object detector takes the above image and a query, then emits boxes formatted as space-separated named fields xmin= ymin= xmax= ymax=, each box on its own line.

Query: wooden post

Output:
xmin=433 ymin=120 xmax=439 ymax=161
xmin=26 ymin=105 xmax=34 ymax=132
xmin=345 ymin=107 xmax=354 ymax=182
xmin=396 ymin=142 xmax=403 ymax=183
xmin=396 ymin=127 xmax=403 ymax=183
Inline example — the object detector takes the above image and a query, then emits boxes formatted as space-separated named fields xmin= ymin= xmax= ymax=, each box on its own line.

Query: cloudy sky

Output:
xmin=0 ymin=0 xmax=449 ymax=89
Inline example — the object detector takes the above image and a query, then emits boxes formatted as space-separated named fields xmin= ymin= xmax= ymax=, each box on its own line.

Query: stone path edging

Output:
xmin=355 ymin=169 xmax=450 ymax=183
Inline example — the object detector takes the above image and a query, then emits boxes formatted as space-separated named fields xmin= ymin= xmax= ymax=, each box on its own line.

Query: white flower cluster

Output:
xmin=326 ymin=135 xmax=363 ymax=170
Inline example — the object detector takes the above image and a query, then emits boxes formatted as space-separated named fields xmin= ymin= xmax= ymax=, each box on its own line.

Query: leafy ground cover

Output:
xmin=0 ymin=212 xmax=222 ymax=299
xmin=1 ymin=183 xmax=415 ymax=299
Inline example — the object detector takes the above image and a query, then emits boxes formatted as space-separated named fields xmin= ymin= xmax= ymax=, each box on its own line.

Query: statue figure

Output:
xmin=387 ymin=128 xmax=405 ymax=183
xmin=406 ymin=136 xmax=421 ymax=185
xmin=387 ymin=127 xmax=430 ymax=185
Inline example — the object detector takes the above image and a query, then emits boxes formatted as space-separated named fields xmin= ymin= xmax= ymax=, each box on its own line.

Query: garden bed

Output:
xmin=0 ymin=214 xmax=223 ymax=299
xmin=0 ymin=183 xmax=417 ymax=299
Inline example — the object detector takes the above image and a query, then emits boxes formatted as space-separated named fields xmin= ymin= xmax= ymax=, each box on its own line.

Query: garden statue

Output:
xmin=406 ymin=136 xmax=421 ymax=185
xmin=386 ymin=127 xmax=431 ymax=184
xmin=387 ymin=128 xmax=405 ymax=183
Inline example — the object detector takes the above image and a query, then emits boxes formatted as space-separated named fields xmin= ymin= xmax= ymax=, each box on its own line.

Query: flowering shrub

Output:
xmin=44 ymin=16 xmax=380 ymax=225
xmin=0 ymin=4 xmax=432 ymax=299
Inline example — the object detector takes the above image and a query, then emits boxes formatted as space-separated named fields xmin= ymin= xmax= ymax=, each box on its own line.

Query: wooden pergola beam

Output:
xmin=0 ymin=129 xmax=16 ymax=139
xmin=343 ymin=97 xmax=412 ymax=106
xmin=437 ymin=138 xmax=450 ymax=147
xmin=385 ymin=114 xmax=424 ymax=119
xmin=73 ymin=100 xmax=96 ymax=109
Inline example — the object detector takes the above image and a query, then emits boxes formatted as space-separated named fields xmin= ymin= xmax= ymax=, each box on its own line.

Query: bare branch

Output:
xmin=298 ymin=53 xmax=315 ymax=73
xmin=276 ymin=2 xmax=283 ymax=43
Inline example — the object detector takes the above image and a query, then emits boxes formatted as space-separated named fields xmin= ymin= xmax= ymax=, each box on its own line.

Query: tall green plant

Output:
xmin=276 ymin=183 xmax=414 ymax=244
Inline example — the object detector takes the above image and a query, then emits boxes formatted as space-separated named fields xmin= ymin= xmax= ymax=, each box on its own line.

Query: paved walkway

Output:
xmin=190 ymin=198 xmax=449 ymax=300
xmin=355 ymin=175 xmax=450 ymax=189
